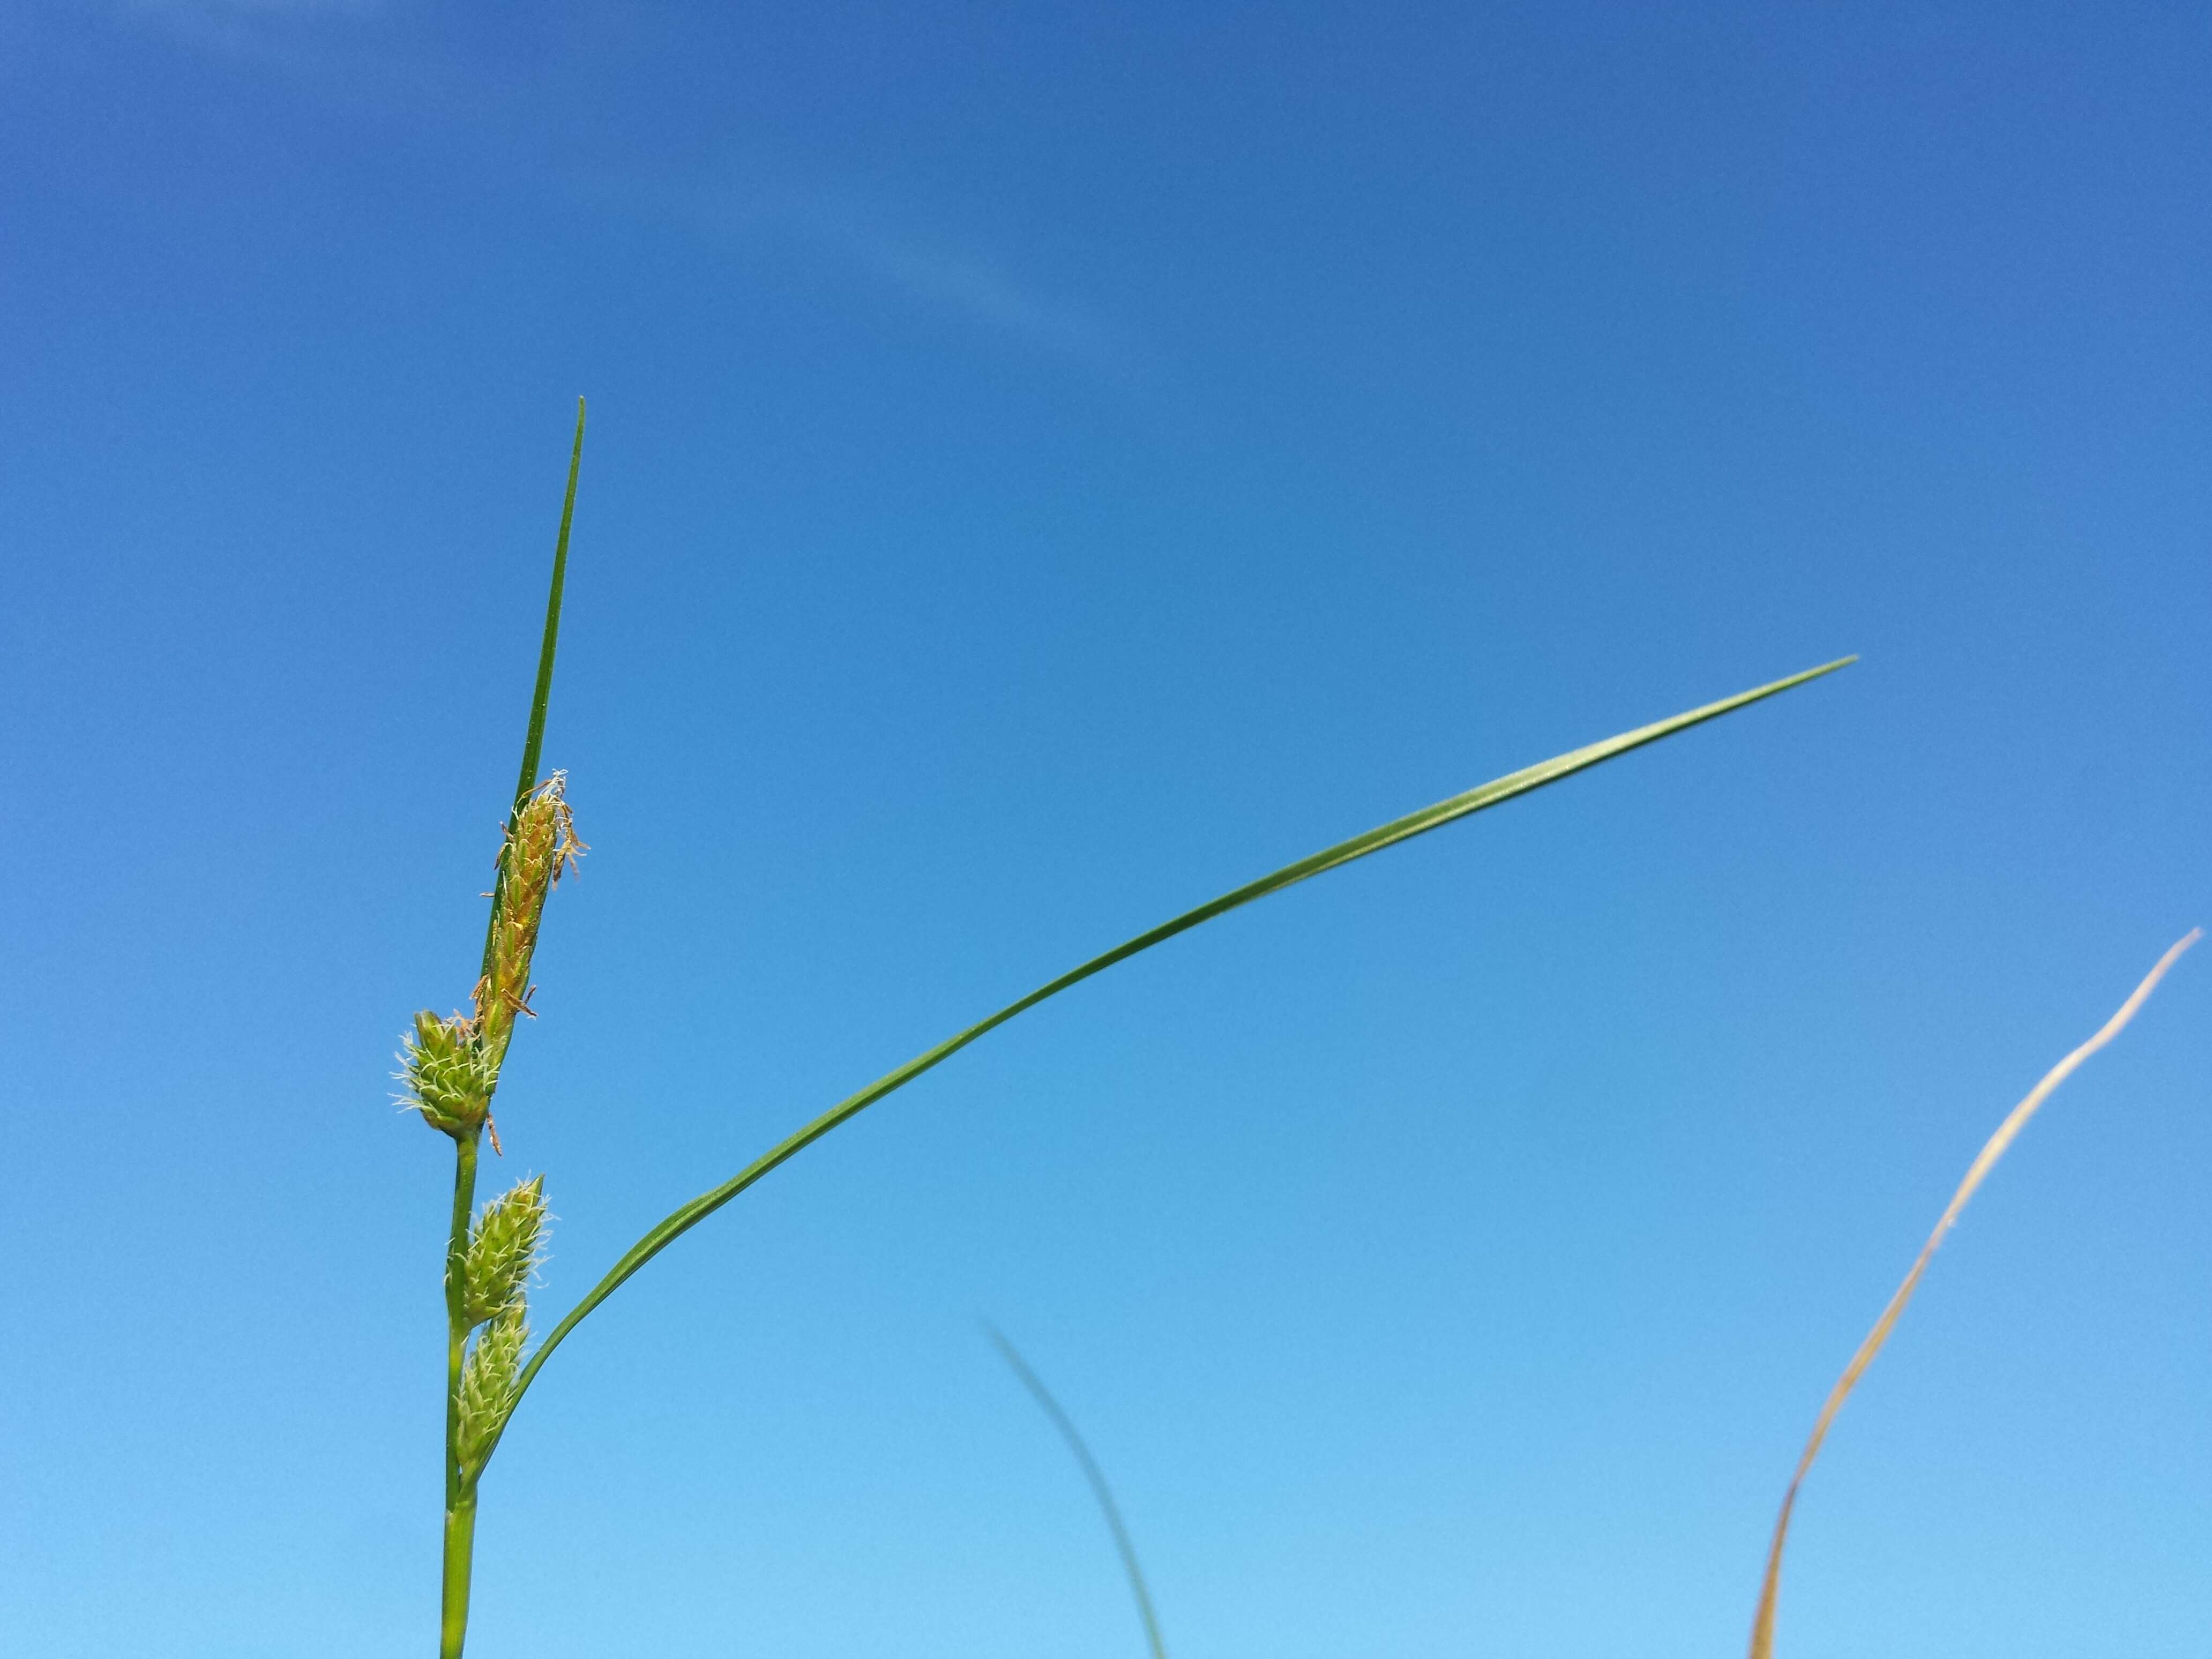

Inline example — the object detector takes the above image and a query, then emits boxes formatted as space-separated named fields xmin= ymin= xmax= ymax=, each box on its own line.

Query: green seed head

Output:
xmin=456 ymin=1301 xmax=528 ymax=1474
xmin=399 ymin=1010 xmax=494 ymax=1138
xmin=476 ymin=773 xmax=584 ymax=1065
xmin=460 ymin=1176 xmax=548 ymax=1327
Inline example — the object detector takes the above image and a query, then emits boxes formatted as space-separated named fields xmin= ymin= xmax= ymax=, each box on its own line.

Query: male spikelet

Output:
xmin=456 ymin=1302 xmax=529 ymax=1474
xmin=396 ymin=775 xmax=582 ymax=1141
xmin=459 ymin=1177 xmax=549 ymax=1328
xmin=476 ymin=773 xmax=585 ymax=1072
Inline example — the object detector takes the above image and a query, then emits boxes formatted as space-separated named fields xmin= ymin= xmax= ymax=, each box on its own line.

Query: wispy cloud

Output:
xmin=118 ymin=0 xmax=385 ymax=35
xmin=591 ymin=169 xmax=1152 ymax=388
xmin=88 ymin=2 xmax=1156 ymax=392
xmin=799 ymin=201 xmax=1130 ymax=374
xmin=128 ymin=0 xmax=382 ymax=14
xmin=106 ymin=0 xmax=451 ymax=104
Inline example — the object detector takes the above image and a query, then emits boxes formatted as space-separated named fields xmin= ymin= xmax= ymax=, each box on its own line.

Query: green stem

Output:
xmin=440 ymin=1133 xmax=482 ymax=1654
xmin=439 ymin=1486 xmax=479 ymax=1659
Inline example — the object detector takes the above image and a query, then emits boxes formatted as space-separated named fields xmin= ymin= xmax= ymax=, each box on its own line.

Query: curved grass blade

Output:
xmin=1747 ymin=927 xmax=2199 ymax=1659
xmin=497 ymin=655 xmax=1855 ymax=1432
xmin=988 ymin=1325 xmax=1169 ymax=1659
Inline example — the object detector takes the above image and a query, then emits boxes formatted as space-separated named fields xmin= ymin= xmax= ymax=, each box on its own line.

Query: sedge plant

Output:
xmin=399 ymin=403 xmax=1854 ymax=1655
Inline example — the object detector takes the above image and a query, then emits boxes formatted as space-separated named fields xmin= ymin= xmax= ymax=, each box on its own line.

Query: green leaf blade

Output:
xmin=513 ymin=397 xmax=587 ymax=814
xmin=500 ymin=654 xmax=1855 ymax=1423
xmin=478 ymin=400 xmax=588 ymax=996
xmin=989 ymin=1325 xmax=1170 ymax=1659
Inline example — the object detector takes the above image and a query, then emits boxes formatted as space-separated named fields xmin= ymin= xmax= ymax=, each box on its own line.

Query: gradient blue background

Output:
xmin=2 ymin=4 xmax=2208 ymax=1656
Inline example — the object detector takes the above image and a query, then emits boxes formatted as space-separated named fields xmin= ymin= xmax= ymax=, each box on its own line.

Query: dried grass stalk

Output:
xmin=1747 ymin=927 xmax=2201 ymax=1659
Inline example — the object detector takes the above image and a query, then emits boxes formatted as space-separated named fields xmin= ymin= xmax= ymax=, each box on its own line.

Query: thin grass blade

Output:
xmin=499 ymin=655 xmax=1854 ymax=1428
xmin=513 ymin=396 xmax=586 ymax=813
xmin=480 ymin=398 xmax=587 ymax=990
xmin=988 ymin=1325 xmax=1169 ymax=1659
xmin=1747 ymin=927 xmax=2200 ymax=1659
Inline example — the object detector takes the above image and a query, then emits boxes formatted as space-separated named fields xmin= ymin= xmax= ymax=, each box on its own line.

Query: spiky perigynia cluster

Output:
xmin=475 ymin=772 xmax=585 ymax=1068
xmin=399 ymin=1010 xmax=496 ymax=1136
xmin=455 ymin=1301 xmax=528 ymax=1474
xmin=452 ymin=1177 xmax=547 ymax=1473
xmin=459 ymin=1176 xmax=548 ymax=1328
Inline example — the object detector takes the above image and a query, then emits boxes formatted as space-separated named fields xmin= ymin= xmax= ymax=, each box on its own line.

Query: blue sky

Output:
xmin=2 ymin=4 xmax=2207 ymax=1656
